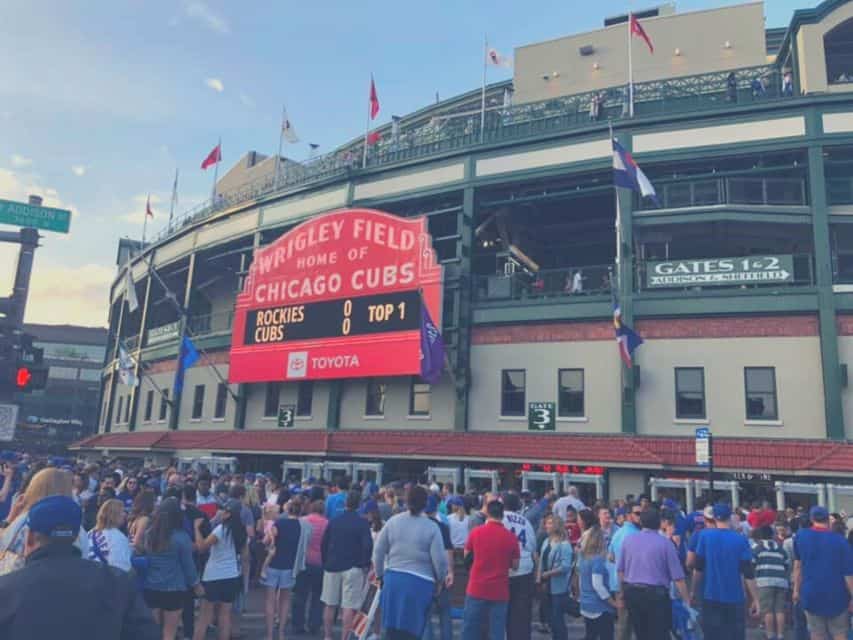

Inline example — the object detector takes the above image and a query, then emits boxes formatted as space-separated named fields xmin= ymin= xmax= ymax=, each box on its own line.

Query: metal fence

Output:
xmin=474 ymin=265 xmax=614 ymax=302
xmin=187 ymin=311 xmax=234 ymax=337
xmin=636 ymin=175 xmax=808 ymax=210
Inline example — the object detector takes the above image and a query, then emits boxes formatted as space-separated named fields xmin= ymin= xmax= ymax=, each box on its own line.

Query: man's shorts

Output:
xmin=804 ymin=610 xmax=849 ymax=637
xmin=262 ymin=568 xmax=295 ymax=590
xmin=321 ymin=567 xmax=367 ymax=610
xmin=758 ymin=586 xmax=787 ymax=614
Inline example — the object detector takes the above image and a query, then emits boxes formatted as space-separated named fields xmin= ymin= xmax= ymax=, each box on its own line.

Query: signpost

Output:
xmin=277 ymin=404 xmax=296 ymax=428
xmin=696 ymin=427 xmax=714 ymax=497
xmin=646 ymin=255 xmax=794 ymax=288
xmin=0 ymin=198 xmax=71 ymax=233
xmin=528 ymin=402 xmax=556 ymax=431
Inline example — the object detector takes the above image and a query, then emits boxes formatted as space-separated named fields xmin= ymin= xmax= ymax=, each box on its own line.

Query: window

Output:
xmin=297 ymin=381 xmax=313 ymax=417
xmin=365 ymin=379 xmax=387 ymax=416
xmin=192 ymin=385 xmax=205 ymax=420
xmin=115 ymin=396 xmax=124 ymax=424
xmin=49 ymin=366 xmax=78 ymax=380
xmin=143 ymin=390 xmax=154 ymax=422
xmin=264 ymin=382 xmax=281 ymax=418
xmin=558 ymin=369 xmax=584 ymax=417
xmin=745 ymin=367 xmax=778 ymax=420
xmin=501 ymin=369 xmax=526 ymax=416
xmin=123 ymin=394 xmax=131 ymax=423
xmin=158 ymin=391 xmax=169 ymax=422
xmin=409 ymin=379 xmax=431 ymax=416
xmin=214 ymin=383 xmax=228 ymax=419
xmin=675 ymin=368 xmax=706 ymax=419
xmin=78 ymin=368 xmax=101 ymax=382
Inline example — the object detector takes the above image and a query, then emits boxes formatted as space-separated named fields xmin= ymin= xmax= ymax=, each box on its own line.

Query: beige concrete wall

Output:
xmin=796 ymin=2 xmax=853 ymax=94
xmin=836 ymin=336 xmax=853 ymax=440
xmin=243 ymin=381 xmax=329 ymax=430
xmin=136 ymin=371 xmax=178 ymax=431
xmin=608 ymin=470 xmax=647 ymax=502
xmin=176 ymin=364 xmax=239 ymax=431
xmin=635 ymin=337 xmax=825 ymax=439
xmin=337 ymin=377 xmax=455 ymax=430
xmin=513 ymin=3 xmax=766 ymax=104
xmin=468 ymin=342 xmax=621 ymax=432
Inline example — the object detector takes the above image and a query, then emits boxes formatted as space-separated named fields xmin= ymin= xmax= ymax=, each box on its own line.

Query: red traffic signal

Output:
xmin=16 ymin=367 xmax=32 ymax=389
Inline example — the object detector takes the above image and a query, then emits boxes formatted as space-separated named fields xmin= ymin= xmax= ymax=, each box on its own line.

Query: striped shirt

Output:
xmin=751 ymin=540 xmax=789 ymax=589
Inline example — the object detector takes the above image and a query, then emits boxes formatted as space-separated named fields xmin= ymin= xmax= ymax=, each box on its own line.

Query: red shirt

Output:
xmin=747 ymin=508 xmax=777 ymax=530
xmin=566 ymin=521 xmax=581 ymax=545
xmin=465 ymin=521 xmax=520 ymax=601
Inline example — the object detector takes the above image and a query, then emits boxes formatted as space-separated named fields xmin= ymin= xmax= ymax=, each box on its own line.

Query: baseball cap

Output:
xmin=425 ymin=494 xmax=439 ymax=514
xmin=27 ymin=495 xmax=81 ymax=539
xmin=429 ymin=483 xmax=440 ymax=494
xmin=809 ymin=505 xmax=829 ymax=522
xmin=448 ymin=496 xmax=464 ymax=508
xmin=712 ymin=503 xmax=732 ymax=521
xmin=703 ymin=505 xmax=715 ymax=520
xmin=358 ymin=499 xmax=378 ymax=515
xmin=615 ymin=507 xmax=627 ymax=517
xmin=662 ymin=498 xmax=678 ymax=510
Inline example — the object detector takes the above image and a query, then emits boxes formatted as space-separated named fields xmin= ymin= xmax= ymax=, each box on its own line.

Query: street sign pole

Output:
xmin=708 ymin=431 xmax=715 ymax=499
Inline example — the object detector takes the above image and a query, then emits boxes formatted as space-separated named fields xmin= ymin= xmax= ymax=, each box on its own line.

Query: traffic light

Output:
xmin=14 ymin=364 xmax=47 ymax=392
xmin=0 ymin=333 xmax=48 ymax=394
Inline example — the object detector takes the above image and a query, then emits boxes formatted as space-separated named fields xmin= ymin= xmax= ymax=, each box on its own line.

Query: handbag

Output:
xmin=0 ymin=519 xmax=27 ymax=576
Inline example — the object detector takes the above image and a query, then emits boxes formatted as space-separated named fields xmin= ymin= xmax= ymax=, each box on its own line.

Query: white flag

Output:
xmin=118 ymin=345 xmax=139 ymax=387
xmin=282 ymin=108 xmax=299 ymax=144
xmin=502 ymin=87 xmax=513 ymax=108
xmin=486 ymin=47 xmax=512 ymax=69
xmin=124 ymin=266 xmax=139 ymax=313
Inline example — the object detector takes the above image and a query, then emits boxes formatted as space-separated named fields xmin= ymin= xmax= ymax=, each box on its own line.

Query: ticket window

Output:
xmin=305 ymin=463 xmax=325 ymax=483
xmin=658 ymin=487 xmax=691 ymax=510
xmin=775 ymin=482 xmax=826 ymax=511
xmin=562 ymin=474 xmax=605 ymax=506
xmin=693 ymin=480 xmax=740 ymax=509
xmin=282 ymin=462 xmax=305 ymax=485
xmin=427 ymin=467 xmax=462 ymax=491
xmin=520 ymin=472 xmax=560 ymax=498
xmin=464 ymin=470 xmax=499 ymax=494
xmin=354 ymin=463 xmax=383 ymax=487
xmin=325 ymin=463 xmax=354 ymax=486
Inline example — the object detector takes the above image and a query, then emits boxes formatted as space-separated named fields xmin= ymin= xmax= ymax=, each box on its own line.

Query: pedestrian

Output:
xmin=608 ymin=501 xmax=641 ymax=640
xmin=447 ymin=496 xmax=470 ymax=548
xmin=564 ymin=507 xmax=582 ymax=546
xmin=751 ymin=525 xmax=789 ymax=640
xmin=727 ymin=71 xmax=738 ymax=102
xmin=578 ymin=524 xmax=616 ymax=640
xmin=422 ymin=493 xmax=454 ymax=640
xmin=462 ymin=499 xmax=520 ymax=640
xmin=321 ymin=489 xmax=373 ymax=640
xmin=193 ymin=498 xmax=248 ymax=640
xmin=87 ymin=498 xmax=132 ymax=572
xmin=292 ymin=500 xmax=328 ymax=635
xmin=502 ymin=492 xmax=537 ymax=640
xmin=0 ymin=495 xmax=160 ymax=640
xmin=141 ymin=497 xmax=203 ymax=640
xmin=116 ymin=475 xmax=140 ymax=512
xmin=325 ymin=479 xmax=349 ymax=520
xmin=618 ymin=508 xmax=691 ymax=640
xmin=598 ymin=507 xmax=615 ymax=547
xmin=553 ymin=486 xmax=585 ymax=522
xmin=792 ymin=505 xmax=853 ymax=640
xmin=128 ymin=490 xmax=156 ymax=550
xmin=536 ymin=514 xmax=573 ymax=640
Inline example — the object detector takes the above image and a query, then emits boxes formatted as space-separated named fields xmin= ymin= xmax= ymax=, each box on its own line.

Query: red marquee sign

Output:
xmin=229 ymin=208 xmax=443 ymax=383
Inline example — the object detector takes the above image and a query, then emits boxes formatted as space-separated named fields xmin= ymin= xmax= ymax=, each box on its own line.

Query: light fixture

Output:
xmin=723 ymin=41 xmax=732 ymax=49
xmin=674 ymin=48 xmax=681 ymax=57
xmin=552 ymin=71 xmax=560 ymax=78
xmin=593 ymin=62 xmax=600 ymax=70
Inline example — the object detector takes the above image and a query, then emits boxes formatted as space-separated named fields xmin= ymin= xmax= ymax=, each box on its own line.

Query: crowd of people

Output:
xmin=0 ymin=452 xmax=851 ymax=640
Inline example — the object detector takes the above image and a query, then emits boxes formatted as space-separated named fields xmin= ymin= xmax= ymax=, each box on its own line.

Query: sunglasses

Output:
xmin=631 ymin=511 xmax=642 ymax=516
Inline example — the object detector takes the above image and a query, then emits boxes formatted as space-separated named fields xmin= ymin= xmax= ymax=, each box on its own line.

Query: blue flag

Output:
xmin=173 ymin=336 xmax=200 ymax=396
xmin=419 ymin=302 xmax=445 ymax=384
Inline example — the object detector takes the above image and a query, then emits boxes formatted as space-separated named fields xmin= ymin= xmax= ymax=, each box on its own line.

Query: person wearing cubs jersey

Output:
xmin=502 ymin=492 xmax=538 ymax=640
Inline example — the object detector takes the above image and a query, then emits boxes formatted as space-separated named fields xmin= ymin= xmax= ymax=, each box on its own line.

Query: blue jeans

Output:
xmin=701 ymin=600 xmax=745 ymax=640
xmin=549 ymin=593 xmax=571 ymax=640
xmin=292 ymin=565 xmax=324 ymax=632
xmin=463 ymin=596 xmax=508 ymax=640
xmin=422 ymin=588 xmax=452 ymax=640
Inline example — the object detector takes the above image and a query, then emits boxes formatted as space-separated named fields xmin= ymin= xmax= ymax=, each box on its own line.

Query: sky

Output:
xmin=0 ymin=0 xmax=807 ymax=327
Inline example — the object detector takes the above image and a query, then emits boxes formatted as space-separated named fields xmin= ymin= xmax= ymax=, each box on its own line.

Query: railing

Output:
xmin=473 ymin=265 xmax=614 ymax=303
xmin=636 ymin=175 xmax=808 ymax=210
xmin=187 ymin=311 xmax=234 ymax=337
xmin=125 ymin=334 xmax=140 ymax=350
xmin=155 ymin=64 xmax=792 ymax=244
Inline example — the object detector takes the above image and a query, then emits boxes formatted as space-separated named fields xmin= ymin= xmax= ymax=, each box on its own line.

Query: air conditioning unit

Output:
xmin=579 ymin=45 xmax=595 ymax=56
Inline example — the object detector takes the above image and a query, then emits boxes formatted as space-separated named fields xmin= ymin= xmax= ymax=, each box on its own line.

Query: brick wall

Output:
xmin=837 ymin=315 xmax=853 ymax=336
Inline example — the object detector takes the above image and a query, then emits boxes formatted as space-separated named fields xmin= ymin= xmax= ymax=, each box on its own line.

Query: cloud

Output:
xmin=239 ymin=92 xmax=255 ymax=108
xmin=71 ymin=165 xmax=87 ymax=177
xmin=24 ymin=262 xmax=114 ymax=327
xmin=0 ymin=167 xmax=74 ymax=214
xmin=184 ymin=1 xmax=230 ymax=34
xmin=10 ymin=154 xmax=32 ymax=168
xmin=205 ymin=77 xmax=224 ymax=93
xmin=121 ymin=193 xmax=164 ymax=224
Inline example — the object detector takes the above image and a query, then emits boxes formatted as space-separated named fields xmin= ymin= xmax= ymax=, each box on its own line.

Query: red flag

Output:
xmin=369 ymin=75 xmax=380 ymax=120
xmin=145 ymin=194 xmax=154 ymax=219
xmin=630 ymin=14 xmax=654 ymax=54
xmin=367 ymin=131 xmax=381 ymax=145
xmin=201 ymin=144 xmax=222 ymax=170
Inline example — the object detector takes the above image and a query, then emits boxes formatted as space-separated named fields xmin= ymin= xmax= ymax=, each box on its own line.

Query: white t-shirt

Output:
xmin=503 ymin=511 xmax=537 ymax=576
xmin=203 ymin=524 xmax=240 ymax=582
xmin=88 ymin=528 xmax=132 ymax=572
xmin=553 ymin=496 xmax=586 ymax=522
xmin=448 ymin=515 xmax=470 ymax=548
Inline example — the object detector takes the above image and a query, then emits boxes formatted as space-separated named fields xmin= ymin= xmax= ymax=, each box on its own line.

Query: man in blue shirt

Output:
xmin=694 ymin=504 xmax=759 ymax=640
xmin=792 ymin=506 xmax=853 ymax=640
xmin=608 ymin=501 xmax=641 ymax=640
xmin=325 ymin=479 xmax=349 ymax=520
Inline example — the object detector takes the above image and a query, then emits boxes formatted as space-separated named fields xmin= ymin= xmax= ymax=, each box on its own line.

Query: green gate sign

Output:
xmin=528 ymin=402 xmax=556 ymax=432
xmin=0 ymin=198 xmax=71 ymax=233
xmin=646 ymin=255 xmax=794 ymax=288
xmin=278 ymin=404 xmax=296 ymax=428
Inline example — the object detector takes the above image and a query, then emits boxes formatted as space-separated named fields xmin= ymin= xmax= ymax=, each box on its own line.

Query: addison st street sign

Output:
xmin=646 ymin=255 xmax=794 ymax=288
xmin=0 ymin=198 xmax=71 ymax=233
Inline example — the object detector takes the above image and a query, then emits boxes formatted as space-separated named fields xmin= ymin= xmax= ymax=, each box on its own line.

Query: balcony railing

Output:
xmin=188 ymin=311 xmax=234 ymax=337
xmin=636 ymin=175 xmax=808 ymax=210
xmin=474 ymin=265 xmax=614 ymax=303
xmin=154 ymin=64 xmax=791 ymax=244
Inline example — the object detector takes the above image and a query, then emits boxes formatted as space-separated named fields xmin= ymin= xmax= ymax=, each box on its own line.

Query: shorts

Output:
xmin=202 ymin=577 xmax=242 ymax=603
xmin=262 ymin=567 xmax=295 ymax=590
xmin=143 ymin=589 xmax=185 ymax=611
xmin=321 ymin=567 xmax=367 ymax=610
xmin=804 ymin=610 xmax=850 ymax=637
xmin=757 ymin=586 xmax=787 ymax=614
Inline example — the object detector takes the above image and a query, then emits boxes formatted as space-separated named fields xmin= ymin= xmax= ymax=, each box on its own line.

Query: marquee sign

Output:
xmin=228 ymin=208 xmax=443 ymax=383
xmin=646 ymin=255 xmax=794 ymax=288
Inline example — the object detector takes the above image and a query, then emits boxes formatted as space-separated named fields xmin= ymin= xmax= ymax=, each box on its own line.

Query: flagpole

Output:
xmin=610 ymin=121 xmax=621 ymax=289
xmin=363 ymin=75 xmax=372 ymax=169
xmin=141 ymin=198 xmax=148 ymax=247
xmin=211 ymin=137 xmax=221 ymax=206
xmin=275 ymin=105 xmax=285 ymax=189
xmin=480 ymin=34 xmax=487 ymax=143
xmin=169 ymin=168 xmax=178 ymax=230
xmin=627 ymin=12 xmax=634 ymax=118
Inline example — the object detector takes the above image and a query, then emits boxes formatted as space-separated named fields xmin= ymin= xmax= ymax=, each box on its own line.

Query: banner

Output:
xmin=229 ymin=208 xmax=442 ymax=383
xmin=646 ymin=255 xmax=794 ymax=288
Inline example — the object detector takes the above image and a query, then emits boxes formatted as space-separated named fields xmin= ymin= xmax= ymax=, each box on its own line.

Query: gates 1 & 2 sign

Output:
xmin=228 ymin=208 xmax=443 ymax=383
xmin=646 ymin=255 xmax=794 ymax=288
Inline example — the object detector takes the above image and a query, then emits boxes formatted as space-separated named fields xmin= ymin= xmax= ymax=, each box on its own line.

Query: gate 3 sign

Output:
xmin=646 ymin=255 xmax=794 ymax=288
xmin=228 ymin=208 xmax=443 ymax=383
xmin=528 ymin=402 xmax=556 ymax=431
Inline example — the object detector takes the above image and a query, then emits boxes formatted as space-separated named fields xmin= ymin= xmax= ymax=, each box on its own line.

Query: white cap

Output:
xmin=429 ymin=483 xmax=440 ymax=494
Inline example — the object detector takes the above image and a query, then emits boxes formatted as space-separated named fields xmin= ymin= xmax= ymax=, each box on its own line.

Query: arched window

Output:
xmin=825 ymin=18 xmax=853 ymax=84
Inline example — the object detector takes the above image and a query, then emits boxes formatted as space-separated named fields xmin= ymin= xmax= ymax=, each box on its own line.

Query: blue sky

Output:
xmin=0 ymin=0 xmax=806 ymax=326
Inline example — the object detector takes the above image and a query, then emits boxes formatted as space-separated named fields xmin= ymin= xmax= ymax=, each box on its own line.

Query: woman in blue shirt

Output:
xmin=141 ymin=497 xmax=202 ymax=640
xmin=577 ymin=525 xmax=616 ymax=640
xmin=536 ymin=514 xmax=573 ymax=640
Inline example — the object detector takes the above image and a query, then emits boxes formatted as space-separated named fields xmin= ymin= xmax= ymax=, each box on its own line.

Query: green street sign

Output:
xmin=278 ymin=404 xmax=296 ymax=428
xmin=646 ymin=255 xmax=794 ymax=288
xmin=528 ymin=401 xmax=556 ymax=431
xmin=0 ymin=198 xmax=71 ymax=233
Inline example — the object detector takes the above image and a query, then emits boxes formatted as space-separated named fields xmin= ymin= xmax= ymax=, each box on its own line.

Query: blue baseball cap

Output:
xmin=809 ymin=505 xmax=829 ymax=522
xmin=712 ymin=503 xmax=732 ymax=521
xmin=448 ymin=496 xmax=464 ymax=508
xmin=27 ymin=496 xmax=81 ymax=539
xmin=0 ymin=450 xmax=17 ymax=462
xmin=358 ymin=499 xmax=378 ymax=515
xmin=425 ymin=494 xmax=439 ymax=514
xmin=662 ymin=498 xmax=678 ymax=510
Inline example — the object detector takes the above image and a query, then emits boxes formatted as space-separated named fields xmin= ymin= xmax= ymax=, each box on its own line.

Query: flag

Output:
xmin=486 ymin=47 xmax=512 ymax=68
xmin=502 ymin=87 xmax=513 ymax=109
xmin=419 ymin=303 xmax=445 ymax=384
xmin=613 ymin=302 xmax=643 ymax=368
xmin=367 ymin=131 xmax=381 ymax=145
xmin=282 ymin=108 xmax=299 ymax=143
xmin=124 ymin=267 xmax=139 ymax=313
xmin=201 ymin=143 xmax=222 ymax=170
xmin=612 ymin=139 xmax=660 ymax=206
xmin=145 ymin=194 xmax=154 ymax=219
xmin=170 ymin=169 xmax=179 ymax=211
xmin=173 ymin=335 xmax=200 ymax=396
xmin=369 ymin=75 xmax=380 ymax=119
xmin=630 ymin=14 xmax=654 ymax=54
xmin=118 ymin=345 xmax=139 ymax=387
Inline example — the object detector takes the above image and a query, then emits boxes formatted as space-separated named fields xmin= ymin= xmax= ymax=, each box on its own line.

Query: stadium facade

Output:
xmin=75 ymin=0 xmax=853 ymax=507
